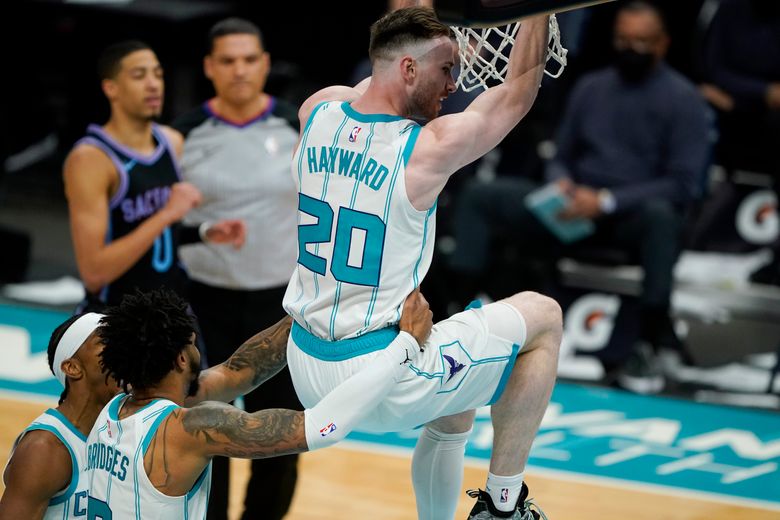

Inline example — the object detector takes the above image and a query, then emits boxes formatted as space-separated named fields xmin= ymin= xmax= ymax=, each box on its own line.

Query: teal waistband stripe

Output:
xmin=292 ymin=321 xmax=399 ymax=361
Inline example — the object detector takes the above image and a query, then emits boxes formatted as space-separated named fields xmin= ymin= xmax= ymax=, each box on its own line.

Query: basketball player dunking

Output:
xmin=283 ymin=6 xmax=562 ymax=520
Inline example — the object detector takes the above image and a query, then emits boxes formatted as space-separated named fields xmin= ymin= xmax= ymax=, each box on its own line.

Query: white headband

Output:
xmin=53 ymin=313 xmax=105 ymax=387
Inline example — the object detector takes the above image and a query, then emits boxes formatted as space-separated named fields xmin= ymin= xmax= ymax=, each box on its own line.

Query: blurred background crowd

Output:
xmin=1 ymin=0 xmax=778 ymax=402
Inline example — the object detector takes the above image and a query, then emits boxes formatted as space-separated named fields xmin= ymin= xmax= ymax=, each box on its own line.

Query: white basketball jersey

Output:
xmin=4 ymin=409 xmax=90 ymax=519
xmin=284 ymin=101 xmax=434 ymax=340
xmin=86 ymin=393 xmax=211 ymax=519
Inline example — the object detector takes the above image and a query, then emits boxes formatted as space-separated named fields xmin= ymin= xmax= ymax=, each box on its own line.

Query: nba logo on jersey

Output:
xmin=319 ymin=422 xmax=338 ymax=437
xmin=106 ymin=420 xmax=112 ymax=439
xmin=500 ymin=488 xmax=509 ymax=503
xmin=348 ymin=126 xmax=362 ymax=142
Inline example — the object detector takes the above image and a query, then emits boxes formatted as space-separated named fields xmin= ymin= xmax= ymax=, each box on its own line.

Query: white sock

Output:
xmin=486 ymin=471 xmax=525 ymax=513
xmin=412 ymin=426 xmax=471 ymax=520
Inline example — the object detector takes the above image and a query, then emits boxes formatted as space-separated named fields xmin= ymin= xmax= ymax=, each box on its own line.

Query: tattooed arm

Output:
xmin=156 ymin=291 xmax=432 ymax=494
xmin=172 ymin=326 xmax=419 ymax=464
xmin=143 ymin=403 xmax=306 ymax=496
xmin=185 ymin=287 xmax=432 ymax=407
xmin=185 ymin=316 xmax=292 ymax=406
xmin=178 ymin=403 xmax=306 ymax=459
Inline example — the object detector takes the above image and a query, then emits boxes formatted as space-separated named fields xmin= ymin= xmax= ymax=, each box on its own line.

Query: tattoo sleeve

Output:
xmin=180 ymin=401 xmax=307 ymax=458
xmin=224 ymin=316 xmax=292 ymax=388
xmin=191 ymin=316 xmax=292 ymax=404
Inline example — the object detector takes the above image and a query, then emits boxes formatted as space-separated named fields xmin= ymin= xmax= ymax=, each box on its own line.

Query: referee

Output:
xmin=174 ymin=18 xmax=301 ymax=520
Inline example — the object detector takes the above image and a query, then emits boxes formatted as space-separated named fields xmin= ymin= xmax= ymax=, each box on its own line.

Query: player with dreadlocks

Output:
xmin=86 ymin=287 xmax=432 ymax=518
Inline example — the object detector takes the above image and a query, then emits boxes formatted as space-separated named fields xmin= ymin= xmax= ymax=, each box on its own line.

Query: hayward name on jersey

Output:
xmin=283 ymin=101 xmax=434 ymax=340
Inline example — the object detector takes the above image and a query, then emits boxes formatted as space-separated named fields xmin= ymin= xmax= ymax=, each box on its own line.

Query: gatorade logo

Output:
xmin=735 ymin=190 xmax=777 ymax=245
xmin=563 ymin=293 xmax=620 ymax=353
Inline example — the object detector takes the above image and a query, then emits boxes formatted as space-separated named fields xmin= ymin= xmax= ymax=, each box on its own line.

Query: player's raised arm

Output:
xmin=416 ymin=15 xmax=549 ymax=176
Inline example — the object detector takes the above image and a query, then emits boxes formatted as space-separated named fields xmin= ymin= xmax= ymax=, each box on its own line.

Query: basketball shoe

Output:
xmin=466 ymin=483 xmax=547 ymax=519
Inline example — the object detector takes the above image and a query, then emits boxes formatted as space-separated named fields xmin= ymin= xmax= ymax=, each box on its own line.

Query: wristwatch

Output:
xmin=598 ymin=189 xmax=616 ymax=214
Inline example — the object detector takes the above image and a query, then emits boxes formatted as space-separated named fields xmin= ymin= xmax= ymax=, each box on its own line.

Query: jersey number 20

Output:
xmin=297 ymin=193 xmax=385 ymax=287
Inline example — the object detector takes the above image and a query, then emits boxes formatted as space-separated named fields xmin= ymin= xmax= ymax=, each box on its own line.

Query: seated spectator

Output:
xmin=699 ymin=0 xmax=780 ymax=285
xmin=448 ymin=1 xmax=711 ymax=394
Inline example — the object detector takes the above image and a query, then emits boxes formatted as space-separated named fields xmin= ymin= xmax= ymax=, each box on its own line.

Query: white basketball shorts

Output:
xmin=287 ymin=301 xmax=527 ymax=432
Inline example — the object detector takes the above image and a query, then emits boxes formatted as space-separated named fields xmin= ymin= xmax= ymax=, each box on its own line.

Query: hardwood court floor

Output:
xmin=1 ymin=397 xmax=776 ymax=520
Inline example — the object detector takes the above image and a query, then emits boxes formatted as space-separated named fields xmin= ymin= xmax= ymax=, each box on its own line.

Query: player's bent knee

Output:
xmin=482 ymin=301 xmax=528 ymax=345
xmin=502 ymin=291 xmax=562 ymax=345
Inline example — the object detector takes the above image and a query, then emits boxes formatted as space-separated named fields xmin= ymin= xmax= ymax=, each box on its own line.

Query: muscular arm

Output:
xmin=184 ymin=316 xmax=292 ymax=406
xmin=172 ymin=331 xmax=419 ymax=463
xmin=0 ymin=431 xmax=72 ymax=520
xmin=153 ymin=332 xmax=417 ymax=495
xmin=298 ymin=85 xmax=363 ymax=131
xmin=186 ymin=289 xmax=431 ymax=406
xmin=64 ymin=145 xmax=181 ymax=293
xmin=179 ymin=404 xmax=305 ymax=459
xmin=155 ymin=291 xmax=430 ymax=493
xmin=407 ymin=16 xmax=549 ymax=209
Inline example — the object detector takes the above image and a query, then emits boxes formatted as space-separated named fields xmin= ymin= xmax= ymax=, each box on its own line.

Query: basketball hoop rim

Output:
xmin=439 ymin=0 xmax=616 ymax=29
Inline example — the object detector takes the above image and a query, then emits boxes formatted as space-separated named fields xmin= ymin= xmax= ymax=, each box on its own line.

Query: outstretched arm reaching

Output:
xmin=185 ymin=316 xmax=292 ymax=406
xmin=156 ymin=291 xmax=432 ymax=494
xmin=187 ymin=287 xmax=433 ymax=406
xmin=177 ymin=328 xmax=419 ymax=457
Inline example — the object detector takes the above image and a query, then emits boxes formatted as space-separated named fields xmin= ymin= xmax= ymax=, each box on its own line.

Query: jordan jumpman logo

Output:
xmin=443 ymin=354 xmax=466 ymax=382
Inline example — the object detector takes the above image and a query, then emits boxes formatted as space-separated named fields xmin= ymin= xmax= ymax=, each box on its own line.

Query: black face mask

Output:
xmin=615 ymin=48 xmax=655 ymax=82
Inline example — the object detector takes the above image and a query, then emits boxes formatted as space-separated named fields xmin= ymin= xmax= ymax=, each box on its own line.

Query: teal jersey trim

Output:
xmin=141 ymin=405 xmax=177 ymax=456
xmin=45 ymin=408 xmax=88 ymax=442
xmin=412 ymin=203 xmax=436 ymax=287
xmin=108 ymin=394 xmax=160 ymax=422
xmin=23 ymin=424 xmax=79 ymax=506
xmin=187 ymin=462 xmax=211 ymax=499
xmin=487 ymin=343 xmax=521 ymax=405
xmin=107 ymin=393 xmax=127 ymax=421
xmin=292 ymin=320 xmax=398 ymax=361
xmin=132 ymin=404 xmax=177 ymax=519
xmin=401 ymin=124 xmax=421 ymax=166
xmin=342 ymin=102 xmax=405 ymax=123
xmin=132 ymin=431 xmax=144 ymax=519
xmin=303 ymin=101 xmax=327 ymax=137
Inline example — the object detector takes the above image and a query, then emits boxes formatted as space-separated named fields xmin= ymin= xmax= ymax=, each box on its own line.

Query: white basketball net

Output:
xmin=451 ymin=14 xmax=568 ymax=92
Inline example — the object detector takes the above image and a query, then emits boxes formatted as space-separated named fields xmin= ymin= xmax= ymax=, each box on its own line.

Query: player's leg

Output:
xmin=412 ymin=410 xmax=475 ymax=520
xmin=477 ymin=292 xmax=562 ymax=517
